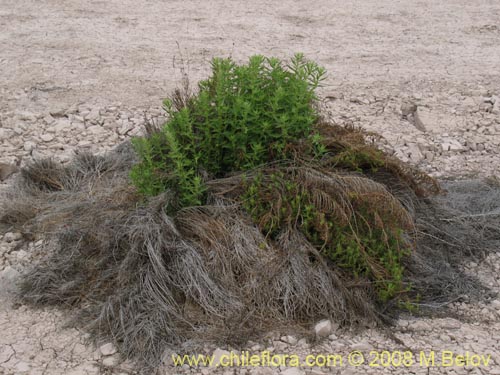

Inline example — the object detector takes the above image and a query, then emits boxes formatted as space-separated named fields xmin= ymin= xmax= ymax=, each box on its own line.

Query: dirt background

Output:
xmin=1 ymin=0 xmax=500 ymax=374
xmin=2 ymin=0 xmax=500 ymax=109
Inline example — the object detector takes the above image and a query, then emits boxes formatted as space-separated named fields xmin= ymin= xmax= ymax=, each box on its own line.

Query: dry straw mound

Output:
xmin=2 ymin=56 xmax=499 ymax=372
xmin=2 ymin=142 xmax=498 ymax=372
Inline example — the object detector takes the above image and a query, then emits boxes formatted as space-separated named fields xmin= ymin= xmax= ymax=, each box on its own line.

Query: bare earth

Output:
xmin=0 ymin=0 xmax=499 ymax=374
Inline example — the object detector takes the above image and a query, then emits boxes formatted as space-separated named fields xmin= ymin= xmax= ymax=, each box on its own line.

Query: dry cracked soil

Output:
xmin=1 ymin=0 xmax=500 ymax=374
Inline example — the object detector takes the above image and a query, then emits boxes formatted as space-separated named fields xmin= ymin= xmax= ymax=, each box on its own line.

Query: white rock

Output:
xmin=423 ymin=151 xmax=435 ymax=162
xmin=51 ymin=119 xmax=71 ymax=133
xmin=15 ymin=361 xmax=31 ymax=372
xmin=15 ymin=111 xmax=36 ymax=121
xmin=4 ymin=232 xmax=22 ymax=242
xmin=491 ymin=300 xmax=500 ymax=310
xmin=102 ymin=354 xmax=120 ymax=367
xmin=44 ymin=114 xmax=55 ymax=125
xmin=85 ymin=108 xmax=101 ymax=123
xmin=448 ymin=141 xmax=465 ymax=152
xmin=409 ymin=320 xmax=431 ymax=331
xmin=99 ymin=342 xmax=117 ymax=356
xmin=0 ymin=345 xmax=15 ymax=363
xmin=281 ymin=368 xmax=304 ymax=375
xmin=49 ymin=105 xmax=67 ymax=117
xmin=413 ymin=108 xmax=429 ymax=131
xmin=407 ymin=144 xmax=423 ymax=162
xmin=87 ymin=125 xmax=106 ymax=135
xmin=13 ymin=126 xmax=25 ymax=135
xmin=16 ymin=250 xmax=28 ymax=261
xmin=314 ymin=319 xmax=333 ymax=337
xmin=118 ymin=120 xmax=134 ymax=135
xmin=492 ymin=101 xmax=500 ymax=115
xmin=211 ymin=348 xmax=230 ymax=367
xmin=281 ymin=335 xmax=298 ymax=346
xmin=351 ymin=341 xmax=373 ymax=351
xmin=40 ymin=134 xmax=55 ymax=142
xmin=272 ymin=340 xmax=288 ymax=351
xmin=252 ymin=367 xmax=277 ymax=375
xmin=0 ymin=128 xmax=13 ymax=140
xmin=23 ymin=141 xmax=36 ymax=152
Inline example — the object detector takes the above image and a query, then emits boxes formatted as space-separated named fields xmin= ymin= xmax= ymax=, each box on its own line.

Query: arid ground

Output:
xmin=1 ymin=0 xmax=499 ymax=374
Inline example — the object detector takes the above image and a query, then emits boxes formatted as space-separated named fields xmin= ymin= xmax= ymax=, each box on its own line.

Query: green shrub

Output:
xmin=131 ymin=54 xmax=416 ymax=305
xmin=131 ymin=54 xmax=325 ymax=207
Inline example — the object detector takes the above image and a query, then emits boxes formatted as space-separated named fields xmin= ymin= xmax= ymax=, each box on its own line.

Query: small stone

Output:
xmin=78 ymin=140 xmax=92 ymax=148
xmin=51 ymin=118 xmax=71 ymax=133
xmin=407 ymin=144 xmax=424 ymax=162
xmin=480 ymin=102 xmax=493 ymax=112
xmin=491 ymin=300 xmax=500 ymax=310
xmin=102 ymin=354 xmax=120 ymax=367
xmin=87 ymin=125 xmax=106 ymax=135
xmin=273 ymin=340 xmax=288 ymax=351
xmin=16 ymin=249 xmax=28 ymax=261
xmin=351 ymin=341 xmax=373 ymax=351
xmin=413 ymin=107 xmax=428 ymax=131
xmin=253 ymin=368 xmax=277 ymax=375
xmin=118 ymin=120 xmax=134 ymax=135
xmin=15 ymin=361 xmax=31 ymax=372
xmin=438 ymin=319 xmax=461 ymax=330
xmin=296 ymin=338 xmax=308 ymax=347
xmin=448 ymin=140 xmax=465 ymax=152
xmin=4 ymin=232 xmax=22 ymax=242
xmin=23 ymin=141 xmax=36 ymax=152
xmin=250 ymin=344 xmax=263 ymax=351
xmin=492 ymin=101 xmax=500 ymax=115
xmin=15 ymin=111 xmax=36 ymax=121
xmin=0 ymin=345 xmax=15 ymax=363
xmin=281 ymin=335 xmax=298 ymax=346
xmin=0 ymin=163 xmax=19 ymax=181
xmin=211 ymin=348 xmax=230 ymax=367
xmin=314 ymin=319 xmax=333 ymax=337
xmin=85 ymin=108 xmax=101 ymax=123
xmin=409 ymin=320 xmax=431 ymax=331
xmin=281 ymin=368 xmax=304 ymax=375
xmin=49 ymin=105 xmax=67 ymax=117
xmin=44 ymin=114 xmax=55 ymax=124
xmin=99 ymin=342 xmax=117 ymax=356
xmin=40 ymin=134 xmax=55 ymax=142
xmin=401 ymin=102 xmax=417 ymax=119
xmin=423 ymin=151 xmax=434 ymax=162
xmin=0 ymin=128 xmax=13 ymax=140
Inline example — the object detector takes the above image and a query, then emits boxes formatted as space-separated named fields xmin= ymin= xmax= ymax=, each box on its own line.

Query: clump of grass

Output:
xmin=128 ymin=55 xmax=443 ymax=306
xmin=2 ymin=54 xmax=495 ymax=374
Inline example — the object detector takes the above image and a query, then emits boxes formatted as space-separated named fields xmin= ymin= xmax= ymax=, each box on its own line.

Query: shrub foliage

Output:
xmin=130 ymin=54 xmax=325 ymax=206
xmin=129 ymin=54 xmax=437 ymax=303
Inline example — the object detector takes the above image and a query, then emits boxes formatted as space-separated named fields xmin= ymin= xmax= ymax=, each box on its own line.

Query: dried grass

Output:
xmin=1 ymin=137 xmax=498 ymax=373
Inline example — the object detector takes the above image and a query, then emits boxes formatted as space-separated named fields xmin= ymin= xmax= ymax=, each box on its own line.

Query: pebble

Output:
xmin=102 ymin=354 xmax=120 ymax=367
xmin=99 ymin=342 xmax=117 ymax=356
xmin=40 ymin=134 xmax=55 ymax=142
xmin=281 ymin=368 xmax=304 ymax=375
xmin=3 ymin=232 xmax=22 ymax=243
xmin=211 ymin=348 xmax=230 ymax=366
xmin=314 ymin=320 xmax=333 ymax=337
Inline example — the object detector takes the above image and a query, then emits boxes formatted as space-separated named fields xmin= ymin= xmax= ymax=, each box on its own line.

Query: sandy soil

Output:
xmin=1 ymin=0 xmax=500 ymax=374
xmin=2 ymin=0 xmax=500 ymax=110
